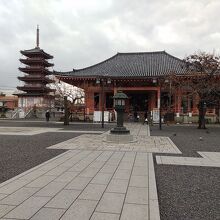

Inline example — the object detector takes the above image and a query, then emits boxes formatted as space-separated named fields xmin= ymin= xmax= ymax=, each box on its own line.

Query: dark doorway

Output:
xmin=106 ymin=92 xmax=114 ymax=109
xmin=94 ymin=93 xmax=99 ymax=110
xmin=128 ymin=92 xmax=149 ymax=112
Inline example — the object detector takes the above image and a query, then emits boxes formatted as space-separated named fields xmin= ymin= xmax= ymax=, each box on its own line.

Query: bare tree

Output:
xmin=184 ymin=52 xmax=220 ymax=129
xmin=168 ymin=52 xmax=220 ymax=129
xmin=52 ymin=77 xmax=84 ymax=108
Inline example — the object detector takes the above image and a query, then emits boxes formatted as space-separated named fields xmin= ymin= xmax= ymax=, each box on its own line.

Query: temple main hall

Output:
xmin=55 ymin=51 xmax=212 ymax=122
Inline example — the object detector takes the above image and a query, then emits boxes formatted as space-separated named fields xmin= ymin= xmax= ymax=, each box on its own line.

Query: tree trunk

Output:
xmin=198 ymin=100 xmax=206 ymax=129
xmin=64 ymin=96 xmax=69 ymax=125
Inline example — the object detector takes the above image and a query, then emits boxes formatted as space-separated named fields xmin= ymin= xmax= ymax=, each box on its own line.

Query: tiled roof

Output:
xmin=20 ymin=47 xmax=53 ymax=59
xmin=54 ymin=51 xmax=188 ymax=78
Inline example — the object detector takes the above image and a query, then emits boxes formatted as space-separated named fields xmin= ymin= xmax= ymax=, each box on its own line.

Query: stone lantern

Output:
xmin=105 ymin=91 xmax=134 ymax=143
xmin=110 ymin=91 xmax=130 ymax=134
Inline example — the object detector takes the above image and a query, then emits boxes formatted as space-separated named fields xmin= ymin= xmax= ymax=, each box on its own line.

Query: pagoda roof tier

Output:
xmin=18 ymin=76 xmax=54 ymax=83
xmin=17 ymin=85 xmax=54 ymax=93
xmin=18 ymin=67 xmax=52 ymax=75
xmin=20 ymin=47 xmax=53 ymax=59
xmin=54 ymin=51 xmax=188 ymax=78
xmin=19 ymin=58 xmax=54 ymax=67
xmin=14 ymin=92 xmax=54 ymax=97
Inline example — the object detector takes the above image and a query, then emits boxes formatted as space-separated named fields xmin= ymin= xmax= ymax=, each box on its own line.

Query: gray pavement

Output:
xmin=0 ymin=123 xmax=162 ymax=220
xmin=150 ymin=124 xmax=220 ymax=156
xmin=0 ymin=120 xmax=114 ymax=131
xmin=0 ymin=121 xmax=113 ymax=183
xmin=0 ymin=122 xmax=219 ymax=219
xmin=151 ymin=124 xmax=220 ymax=220
xmin=155 ymin=165 xmax=220 ymax=220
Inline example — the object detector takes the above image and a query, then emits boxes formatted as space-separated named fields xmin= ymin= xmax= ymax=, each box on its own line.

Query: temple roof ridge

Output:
xmin=54 ymin=51 xmax=188 ymax=78
xmin=117 ymin=50 xmax=166 ymax=55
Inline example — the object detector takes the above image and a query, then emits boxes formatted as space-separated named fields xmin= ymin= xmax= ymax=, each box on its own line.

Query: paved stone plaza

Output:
xmin=0 ymin=121 xmax=219 ymax=220
xmin=157 ymin=151 xmax=220 ymax=167
xmin=0 ymin=123 xmax=177 ymax=220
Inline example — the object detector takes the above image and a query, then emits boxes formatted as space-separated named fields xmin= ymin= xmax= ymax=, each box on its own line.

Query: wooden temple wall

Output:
xmin=83 ymin=84 xmax=161 ymax=114
xmin=84 ymin=82 xmax=95 ymax=114
xmin=70 ymin=80 xmax=217 ymax=122
xmin=149 ymin=91 xmax=157 ymax=110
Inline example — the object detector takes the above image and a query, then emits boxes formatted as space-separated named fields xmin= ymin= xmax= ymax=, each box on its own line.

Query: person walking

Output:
xmin=134 ymin=111 xmax=138 ymax=122
xmin=143 ymin=111 xmax=148 ymax=124
xmin=45 ymin=110 xmax=50 ymax=122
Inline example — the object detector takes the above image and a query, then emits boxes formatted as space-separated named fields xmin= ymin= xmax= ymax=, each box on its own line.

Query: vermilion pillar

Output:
xmin=84 ymin=84 xmax=94 ymax=114
xmin=176 ymin=89 xmax=182 ymax=113
xmin=87 ymin=91 xmax=94 ymax=113
xmin=157 ymin=87 xmax=161 ymax=109
xmin=149 ymin=91 xmax=157 ymax=111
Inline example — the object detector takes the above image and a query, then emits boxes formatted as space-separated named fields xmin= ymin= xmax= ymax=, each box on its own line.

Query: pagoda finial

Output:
xmin=36 ymin=25 xmax=39 ymax=48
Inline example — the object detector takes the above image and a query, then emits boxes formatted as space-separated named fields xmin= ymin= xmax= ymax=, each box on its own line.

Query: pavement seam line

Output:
xmin=118 ymin=151 xmax=137 ymax=220
xmin=57 ymin=150 xmax=120 ymax=219
xmin=2 ymin=150 xmax=104 ymax=219
xmin=87 ymin=151 xmax=127 ymax=220
xmin=0 ymin=150 xmax=91 ymax=218
xmin=148 ymin=153 xmax=161 ymax=220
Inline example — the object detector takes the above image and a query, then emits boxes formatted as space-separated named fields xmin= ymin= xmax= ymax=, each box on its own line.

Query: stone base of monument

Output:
xmin=105 ymin=133 xmax=136 ymax=144
xmin=104 ymin=126 xmax=136 ymax=144
xmin=110 ymin=126 xmax=130 ymax=134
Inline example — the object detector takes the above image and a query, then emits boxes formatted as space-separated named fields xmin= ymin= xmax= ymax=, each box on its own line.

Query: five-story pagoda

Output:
xmin=17 ymin=26 xmax=54 ymax=113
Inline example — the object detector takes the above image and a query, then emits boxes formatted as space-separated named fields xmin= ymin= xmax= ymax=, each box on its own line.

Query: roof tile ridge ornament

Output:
xmin=117 ymin=51 xmax=166 ymax=55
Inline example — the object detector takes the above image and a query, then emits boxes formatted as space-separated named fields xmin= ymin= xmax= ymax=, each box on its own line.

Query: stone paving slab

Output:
xmin=48 ymin=124 xmax=181 ymax=154
xmin=91 ymin=212 xmax=120 ymax=220
xmin=156 ymin=151 xmax=220 ymax=167
xmin=121 ymin=203 xmax=148 ymax=220
xmin=0 ymin=127 xmax=60 ymax=135
xmin=0 ymin=127 xmax=103 ymax=135
xmin=0 ymin=124 xmax=161 ymax=220
xmin=31 ymin=208 xmax=65 ymax=220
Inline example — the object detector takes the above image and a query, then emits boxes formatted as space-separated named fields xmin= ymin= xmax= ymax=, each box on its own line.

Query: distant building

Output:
xmin=16 ymin=26 xmax=54 ymax=113
xmin=0 ymin=94 xmax=18 ymax=110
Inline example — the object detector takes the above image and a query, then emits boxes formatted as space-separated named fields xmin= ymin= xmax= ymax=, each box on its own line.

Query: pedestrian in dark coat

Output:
xmin=143 ymin=111 xmax=148 ymax=124
xmin=134 ymin=111 xmax=138 ymax=122
xmin=45 ymin=110 xmax=50 ymax=122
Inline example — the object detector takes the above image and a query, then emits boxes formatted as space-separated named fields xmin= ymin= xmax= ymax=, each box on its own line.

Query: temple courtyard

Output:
xmin=0 ymin=120 xmax=219 ymax=220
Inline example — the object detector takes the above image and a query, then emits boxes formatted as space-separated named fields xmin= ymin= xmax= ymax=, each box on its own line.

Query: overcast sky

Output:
xmin=0 ymin=0 xmax=220 ymax=92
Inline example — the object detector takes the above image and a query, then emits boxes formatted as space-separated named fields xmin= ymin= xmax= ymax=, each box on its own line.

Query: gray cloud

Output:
xmin=0 ymin=0 xmax=220 ymax=91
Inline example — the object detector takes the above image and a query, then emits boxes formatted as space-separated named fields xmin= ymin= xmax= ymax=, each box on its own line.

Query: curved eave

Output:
xmin=55 ymin=74 xmax=170 ymax=80
xmin=19 ymin=59 xmax=54 ymax=67
xmin=15 ymin=93 xmax=54 ymax=97
xmin=20 ymin=50 xmax=53 ymax=59
xmin=17 ymin=86 xmax=54 ymax=92
xmin=19 ymin=67 xmax=52 ymax=75
xmin=18 ymin=76 xmax=54 ymax=83
xmin=54 ymin=70 xmax=188 ymax=79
